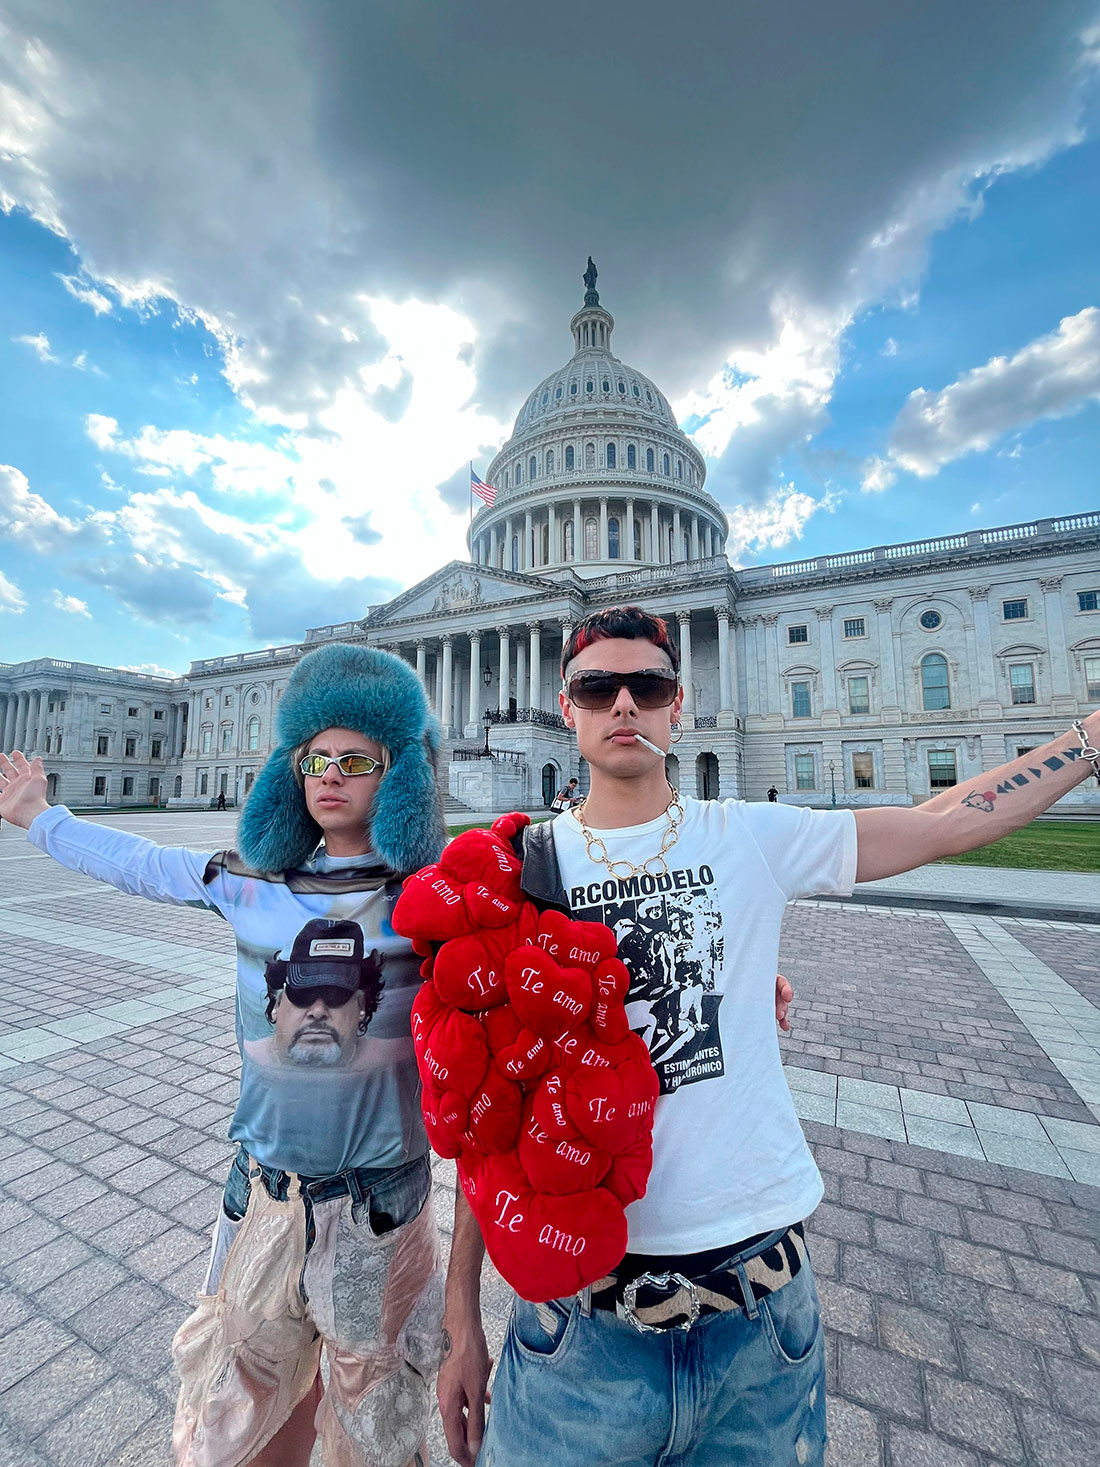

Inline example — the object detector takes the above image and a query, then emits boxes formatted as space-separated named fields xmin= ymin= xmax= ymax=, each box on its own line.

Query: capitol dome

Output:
xmin=469 ymin=262 xmax=726 ymax=580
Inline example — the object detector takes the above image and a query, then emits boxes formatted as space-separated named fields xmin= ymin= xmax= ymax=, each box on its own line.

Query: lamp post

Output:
xmin=829 ymin=760 xmax=837 ymax=808
xmin=482 ymin=707 xmax=492 ymax=758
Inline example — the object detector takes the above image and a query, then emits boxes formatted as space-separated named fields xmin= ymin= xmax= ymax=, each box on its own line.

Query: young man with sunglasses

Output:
xmin=438 ymin=604 xmax=1100 ymax=1467
xmin=0 ymin=643 xmax=447 ymax=1467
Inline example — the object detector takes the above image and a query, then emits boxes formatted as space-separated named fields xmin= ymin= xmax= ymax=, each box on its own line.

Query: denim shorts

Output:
xmin=478 ymin=1255 xmax=826 ymax=1467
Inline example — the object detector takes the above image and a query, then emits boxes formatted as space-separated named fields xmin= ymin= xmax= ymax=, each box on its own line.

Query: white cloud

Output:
xmin=0 ymin=463 xmax=85 ymax=551
xmin=865 ymin=306 xmax=1100 ymax=489
xmin=120 ymin=661 xmax=180 ymax=679
xmin=57 ymin=272 xmax=112 ymax=314
xmin=0 ymin=571 xmax=27 ymax=614
xmin=882 ymin=337 xmax=898 ymax=357
xmin=14 ymin=331 xmax=58 ymax=363
xmin=51 ymin=588 xmax=90 ymax=616
xmin=723 ymin=485 xmax=827 ymax=564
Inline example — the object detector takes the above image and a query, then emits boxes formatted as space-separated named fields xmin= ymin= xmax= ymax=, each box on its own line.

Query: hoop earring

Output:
xmin=669 ymin=722 xmax=683 ymax=744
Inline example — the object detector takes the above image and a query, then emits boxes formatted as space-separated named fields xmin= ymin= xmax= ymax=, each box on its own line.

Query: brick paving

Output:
xmin=1007 ymin=920 xmax=1100 ymax=1010
xmin=0 ymin=812 xmax=1098 ymax=1465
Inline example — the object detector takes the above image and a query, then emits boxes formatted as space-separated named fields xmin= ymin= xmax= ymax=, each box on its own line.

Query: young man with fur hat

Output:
xmin=0 ymin=643 xmax=448 ymax=1467
xmin=438 ymin=604 xmax=1100 ymax=1467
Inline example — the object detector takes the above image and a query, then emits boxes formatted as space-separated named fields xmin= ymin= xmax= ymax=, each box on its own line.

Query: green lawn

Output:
xmin=938 ymin=820 xmax=1100 ymax=873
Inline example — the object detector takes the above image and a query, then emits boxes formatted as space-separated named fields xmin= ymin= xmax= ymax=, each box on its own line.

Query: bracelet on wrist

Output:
xmin=1071 ymin=720 xmax=1100 ymax=785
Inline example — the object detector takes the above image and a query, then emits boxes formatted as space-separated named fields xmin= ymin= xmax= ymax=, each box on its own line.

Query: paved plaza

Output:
xmin=0 ymin=812 xmax=1098 ymax=1466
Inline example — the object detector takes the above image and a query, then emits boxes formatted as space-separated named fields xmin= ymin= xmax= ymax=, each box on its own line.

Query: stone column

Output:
xmin=677 ymin=611 xmax=694 ymax=721
xmin=625 ymin=500 xmax=635 ymax=561
xmin=490 ymin=524 xmax=500 ymax=568
xmin=497 ymin=628 xmax=511 ymax=713
xmin=467 ymin=632 xmax=482 ymax=734
xmin=415 ymin=640 xmax=427 ymax=687
xmin=650 ymin=503 xmax=660 ymax=564
xmin=573 ymin=500 xmax=582 ymax=563
xmin=503 ymin=517 xmax=513 ymax=570
xmin=816 ymin=606 xmax=838 ymax=716
xmin=762 ymin=614 xmax=780 ymax=717
xmin=547 ymin=503 xmax=557 ymax=564
xmin=14 ymin=691 xmax=29 ymax=749
xmin=873 ymin=599 xmax=899 ymax=712
xmin=0 ymin=695 xmax=13 ymax=748
xmin=440 ymin=636 xmax=454 ymax=733
xmin=599 ymin=498 xmax=609 ymax=560
xmin=968 ymin=586 xmax=996 ymax=703
xmin=673 ymin=509 xmax=682 ymax=561
xmin=716 ymin=606 xmax=734 ymax=717
xmin=516 ymin=637 xmax=527 ymax=713
xmin=690 ymin=517 xmax=700 ymax=562
xmin=528 ymin=622 xmax=542 ymax=710
xmin=524 ymin=510 xmax=533 ymax=571
xmin=1040 ymin=576 xmax=1073 ymax=704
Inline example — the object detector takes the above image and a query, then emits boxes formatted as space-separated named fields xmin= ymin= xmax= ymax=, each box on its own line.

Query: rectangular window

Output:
xmin=848 ymin=676 xmax=870 ymax=715
xmin=199 ymin=772 xmax=209 ymax=795
xmin=122 ymin=777 xmax=134 ymax=796
xmin=787 ymin=625 xmax=808 ymax=644
xmin=1009 ymin=664 xmax=1036 ymax=705
xmin=928 ymin=750 xmax=958 ymax=789
xmin=1015 ymin=746 xmax=1038 ymax=760
xmin=99 ymin=702 xmax=111 ymax=714
xmin=791 ymin=682 xmax=811 ymax=718
xmin=204 ymin=697 xmax=213 ymax=709
xmin=794 ymin=754 xmax=815 ymax=790
xmin=1085 ymin=657 xmax=1100 ymax=701
xmin=852 ymin=752 xmax=875 ymax=788
xmin=93 ymin=776 xmax=107 ymax=796
xmin=1077 ymin=590 xmax=1098 ymax=612
xmin=148 ymin=777 xmax=160 ymax=799
xmin=224 ymin=694 xmax=233 ymax=706
xmin=127 ymin=706 xmax=139 ymax=718
xmin=219 ymin=773 xmax=229 ymax=795
xmin=153 ymin=709 xmax=164 ymax=720
xmin=151 ymin=739 xmax=162 ymax=759
xmin=124 ymin=736 xmax=136 ymax=758
xmin=96 ymin=734 xmax=109 ymax=756
xmin=201 ymin=727 xmax=212 ymax=754
xmin=843 ymin=618 xmax=865 ymax=639
xmin=1002 ymin=598 xmax=1028 ymax=620
xmin=221 ymin=726 xmax=232 ymax=751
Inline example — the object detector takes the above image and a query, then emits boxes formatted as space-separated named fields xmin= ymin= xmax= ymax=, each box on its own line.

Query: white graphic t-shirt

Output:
xmin=552 ymin=797 xmax=857 ymax=1251
xmin=29 ymin=806 xmax=426 ymax=1178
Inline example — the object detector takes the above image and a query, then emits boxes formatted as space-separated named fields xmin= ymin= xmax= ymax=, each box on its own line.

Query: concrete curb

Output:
xmin=820 ymin=888 xmax=1100 ymax=925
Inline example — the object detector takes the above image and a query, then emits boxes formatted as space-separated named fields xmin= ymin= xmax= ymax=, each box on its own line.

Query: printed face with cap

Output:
xmin=269 ymin=919 xmax=379 ymax=1068
xmin=302 ymin=726 xmax=386 ymax=857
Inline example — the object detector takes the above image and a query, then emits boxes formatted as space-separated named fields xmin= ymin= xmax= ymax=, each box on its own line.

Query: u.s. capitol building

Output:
xmin=2 ymin=270 xmax=1099 ymax=814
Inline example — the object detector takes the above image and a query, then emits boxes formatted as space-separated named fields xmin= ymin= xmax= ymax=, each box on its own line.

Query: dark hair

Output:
xmin=264 ymin=950 xmax=386 ymax=1033
xmin=560 ymin=605 xmax=680 ymax=679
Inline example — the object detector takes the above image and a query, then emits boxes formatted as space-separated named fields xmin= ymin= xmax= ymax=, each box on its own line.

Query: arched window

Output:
xmin=555 ymin=385 xmax=562 ymax=400
xmin=529 ymin=455 xmax=537 ymax=481
xmin=602 ymin=378 xmax=610 ymax=393
xmin=515 ymin=460 xmax=522 ymax=486
xmin=683 ymin=532 xmax=691 ymax=561
xmin=585 ymin=379 xmax=594 ymax=393
xmin=646 ymin=447 xmax=655 ymax=473
xmin=584 ymin=517 xmax=599 ymax=559
xmin=627 ymin=443 xmax=636 ymax=469
xmin=55 ymin=733 xmax=62 ymax=754
xmin=921 ymin=654 xmax=950 ymax=710
xmin=606 ymin=442 xmax=616 ymax=469
xmin=570 ymin=382 xmax=578 ymax=397
xmin=511 ymin=535 xmax=519 ymax=572
xmin=565 ymin=445 xmax=575 ymax=470
xmin=676 ymin=458 xmax=683 ymax=480
xmin=247 ymin=718 xmax=261 ymax=752
xmin=663 ymin=453 xmax=671 ymax=475
xmin=608 ymin=517 xmax=620 ymax=559
xmin=546 ymin=448 xmax=554 ymax=473
xmin=585 ymin=441 xmax=596 ymax=469
xmin=564 ymin=520 xmax=574 ymax=560
xmin=44 ymin=733 xmax=51 ymax=753
xmin=667 ymin=526 xmax=674 ymax=561
xmin=633 ymin=520 xmax=643 ymax=558
xmin=583 ymin=324 xmax=589 ymax=345
xmin=503 ymin=470 xmax=510 ymax=489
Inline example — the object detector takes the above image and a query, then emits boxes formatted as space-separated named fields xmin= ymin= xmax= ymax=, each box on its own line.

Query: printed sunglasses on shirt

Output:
xmin=564 ymin=668 xmax=679 ymax=711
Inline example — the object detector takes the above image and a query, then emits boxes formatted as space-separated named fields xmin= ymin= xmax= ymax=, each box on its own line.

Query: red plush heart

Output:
xmin=464 ymin=1064 xmax=524 ymax=1155
xmin=518 ymin=1103 xmax=612 ymax=1194
xmin=534 ymin=909 xmax=617 ymax=970
xmin=565 ymin=1062 xmax=656 ymax=1153
xmin=481 ymin=1006 xmax=553 ymax=1083
xmin=591 ymin=958 xmax=632 ymax=1041
xmin=530 ymin=1069 xmax=573 ymax=1137
xmin=420 ymin=1009 xmax=490 ymax=1098
xmin=441 ymin=829 xmax=522 ymax=896
xmin=465 ymin=884 xmax=521 ymax=928
xmin=469 ymin=1155 xmax=628 ymax=1302
xmin=393 ymin=866 xmax=473 ymax=941
xmin=410 ymin=983 xmax=445 ymax=1060
xmin=602 ymin=1135 xmax=653 ymax=1208
xmin=490 ymin=812 xmax=530 ymax=844
xmin=505 ymin=947 xmax=593 ymax=1035
xmin=433 ymin=934 xmax=508 ymax=1011
xmin=421 ymin=1079 xmax=468 ymax=1159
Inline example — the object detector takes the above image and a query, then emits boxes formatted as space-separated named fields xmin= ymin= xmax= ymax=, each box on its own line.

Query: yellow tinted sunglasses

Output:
xmin=299 ymin=753 xmax=382 ymax=778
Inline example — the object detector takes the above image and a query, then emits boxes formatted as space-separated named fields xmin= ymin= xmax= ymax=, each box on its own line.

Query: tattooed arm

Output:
xmin=438 ymin=1189 xmax=491 ymax=1467
xmin=853 ymin=712 xmax=1100 ymax=883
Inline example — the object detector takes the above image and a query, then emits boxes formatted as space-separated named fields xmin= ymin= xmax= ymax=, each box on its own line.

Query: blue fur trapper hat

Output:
xmin=237 ymin=643 xmax=445 ymax=876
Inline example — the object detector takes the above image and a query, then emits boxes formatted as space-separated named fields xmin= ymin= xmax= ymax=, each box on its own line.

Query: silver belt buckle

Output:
xmin=622 ymin=1270 xmax=700 ymax=1334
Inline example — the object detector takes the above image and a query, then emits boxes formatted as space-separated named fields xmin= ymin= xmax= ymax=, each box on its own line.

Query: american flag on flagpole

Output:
xmin=470 ymin=470 xmax=497 ymax=507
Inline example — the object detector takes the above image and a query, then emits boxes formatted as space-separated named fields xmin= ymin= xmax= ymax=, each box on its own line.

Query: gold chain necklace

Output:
xmin=573 ymin=787 xmax=685 ymax=880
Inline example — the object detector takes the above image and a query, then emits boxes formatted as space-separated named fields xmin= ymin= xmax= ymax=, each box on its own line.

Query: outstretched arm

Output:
xmin=438 ymin=1187 xmax=491 ymax=1467
xmin=0 ymin=752 xmax=217 ymax=908
xmin=854 ymin=713 xmax=1100 ymax=883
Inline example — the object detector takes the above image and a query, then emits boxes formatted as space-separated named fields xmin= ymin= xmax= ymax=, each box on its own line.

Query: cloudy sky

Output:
xmin=1 ymin=1 xmax=1099 ymax=675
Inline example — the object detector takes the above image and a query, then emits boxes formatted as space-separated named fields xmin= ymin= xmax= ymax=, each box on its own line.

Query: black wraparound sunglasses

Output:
xmin=564 ymin=668 xmax=679 ymax=711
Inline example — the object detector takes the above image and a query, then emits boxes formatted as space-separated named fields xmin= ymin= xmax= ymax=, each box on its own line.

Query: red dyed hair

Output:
xmin=560 ymin=606 xmax=680 ymax=679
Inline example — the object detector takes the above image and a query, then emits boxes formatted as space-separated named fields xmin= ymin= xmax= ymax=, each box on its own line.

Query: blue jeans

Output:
xmin=478 ymin=1258 xmax=825 ymax=1467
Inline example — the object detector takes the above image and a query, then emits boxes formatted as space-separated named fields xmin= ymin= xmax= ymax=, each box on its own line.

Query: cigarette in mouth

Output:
xmin=631 ymin=733 xmax=666 ymax=757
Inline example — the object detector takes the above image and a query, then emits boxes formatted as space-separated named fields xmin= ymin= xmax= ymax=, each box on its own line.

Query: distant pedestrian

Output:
xmin=216 ymin=789 xmax=226 ymax=810
xmin=767 ymin=785 xmax=779 ymax=802
xmin=550 ymin=776 xmax=580 ymax=811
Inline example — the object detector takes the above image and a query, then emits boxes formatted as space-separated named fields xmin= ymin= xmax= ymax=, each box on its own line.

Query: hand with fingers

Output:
xmin=0 ymin=752 xmax=50 ymax=830
xmin=775 ymin=973 xmax=793 ymax=1033
xmin=438 ymin=1322 xmax=492 ymax=1467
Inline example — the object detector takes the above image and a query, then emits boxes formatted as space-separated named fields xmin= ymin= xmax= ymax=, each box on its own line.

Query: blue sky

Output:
xmin=1 ymin=2 xmax=1098 ymax=675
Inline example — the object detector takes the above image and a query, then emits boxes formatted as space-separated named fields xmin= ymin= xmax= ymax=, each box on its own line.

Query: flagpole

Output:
xmin=468 ymin=461 xmax=473 ymax=562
